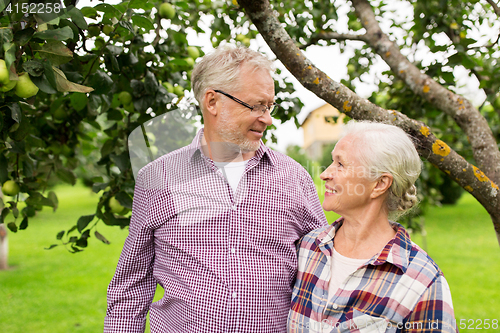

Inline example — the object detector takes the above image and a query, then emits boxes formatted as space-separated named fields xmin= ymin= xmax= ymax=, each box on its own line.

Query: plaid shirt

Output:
xmin=288 ymin=218 xmax=458 ymax=333
xmin=104 ymin=129 xmax=327 ymax=333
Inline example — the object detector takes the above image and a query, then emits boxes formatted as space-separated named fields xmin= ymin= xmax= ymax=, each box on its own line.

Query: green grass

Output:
xmin=0 ymin=184 xmax=498 ymax=332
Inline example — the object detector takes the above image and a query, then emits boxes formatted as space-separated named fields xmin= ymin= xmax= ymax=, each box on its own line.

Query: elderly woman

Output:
xmin=288 ymin=121 xmax=457 ymax=332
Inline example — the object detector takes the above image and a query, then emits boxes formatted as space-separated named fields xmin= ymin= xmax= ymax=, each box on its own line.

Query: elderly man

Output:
xmin=104 ymin=46 xmax=327 ymax=333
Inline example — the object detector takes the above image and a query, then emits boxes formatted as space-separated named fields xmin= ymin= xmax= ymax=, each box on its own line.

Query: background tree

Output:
xmin=1 ymin=0 xmax=499 ymax=253
xmin=0 ymin=0 xmax=301 ymax=254
xmin=235 ymin=0 xmax=500 ymax=245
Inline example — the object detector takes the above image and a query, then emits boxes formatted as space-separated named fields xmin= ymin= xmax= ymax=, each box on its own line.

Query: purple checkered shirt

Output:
xmin=104 ymin=129 xmax=328 ymax=333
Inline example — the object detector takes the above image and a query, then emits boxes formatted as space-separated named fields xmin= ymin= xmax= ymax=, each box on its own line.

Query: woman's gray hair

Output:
xmin=341 ymin=120 xmax=422 ymax=216
xmin=191 ymin=45 xmax=275 ymax=109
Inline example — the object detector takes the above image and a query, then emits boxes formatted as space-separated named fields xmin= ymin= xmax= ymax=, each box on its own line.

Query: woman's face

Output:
xmin=319 ymin=135 xmax=376 ymax=214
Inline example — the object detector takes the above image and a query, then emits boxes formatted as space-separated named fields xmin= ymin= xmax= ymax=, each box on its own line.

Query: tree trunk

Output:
xmin=0 ymin=223 xmax=8 ymax=270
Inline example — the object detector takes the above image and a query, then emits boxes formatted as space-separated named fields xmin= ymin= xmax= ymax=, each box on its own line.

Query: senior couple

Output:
xmin=104 ymin=46 xmax=457 ymax=332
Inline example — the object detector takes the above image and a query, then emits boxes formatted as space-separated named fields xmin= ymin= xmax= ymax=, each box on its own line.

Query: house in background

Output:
xmin=301 ymin=104 xmax=345 ymax=159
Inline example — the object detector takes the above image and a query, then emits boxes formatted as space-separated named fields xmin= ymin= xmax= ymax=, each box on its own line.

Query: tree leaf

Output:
xmin=22 ymin=60 xmax=45 ymax=77
xmin=67 ymin=7 xmax=88 ymax=30
xmin=45 ymin=244 xmax=58 ymax=250
xmin=55 ymin=168 xmax=77 ymax=185
xmin=89 ymin=70 xmax=113 ymax=94
xmin=48 ymin=191 xmax=58 ymax=211
xmin=144 ymin=70 xmax=158 ymax=95
xmin=80 ymin=7 xmax=98 ymax=19
xmin=94 ymin=3 xmax=122 ymax=17
xmin=53 ymin=67 xmax=94 ymax=93
xmin=7 ymin=222 xmax=17 ymax=233
xmin=14 ymin=27 xmax=35 ymax=46
xmin=19 ymin=217 xmax=28 ymax=230
xmin=131 ymin=15 xmax=154 ymax=31
xmin=56 ymin=230 xmax=65 ymax=240
xmin=77 ymin=214 xmax=95 ymax=233
xmin=30 ymin=73 xmax=58 ymax=94
xmin=115 ymin=191 xmax=133 ymax=209
xmin=38 ymin=41 xmax=73 ymax=66
xmin=33 ymin=27 xmax=74 ymax=41
xmin=70 ymin=92 xmax=88 ymax=111
xmin=0 ymin=154 xmax=8 ymax=184
xmin=95 ymin=231 xmax=111 ymax=244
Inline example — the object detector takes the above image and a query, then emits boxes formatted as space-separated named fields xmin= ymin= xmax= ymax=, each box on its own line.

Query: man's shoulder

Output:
xmin=265 ymin=147 xmax=311 ymax=173
xmin=136 ymin=145 xmax=194 ymax=181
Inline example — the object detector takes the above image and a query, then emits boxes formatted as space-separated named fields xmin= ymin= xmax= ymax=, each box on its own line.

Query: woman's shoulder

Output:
xmin=406 ymin=240 xmax=443 ymax=281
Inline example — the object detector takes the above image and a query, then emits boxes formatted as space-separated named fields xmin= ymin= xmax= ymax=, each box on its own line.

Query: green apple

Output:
xmin=184 ymin=57 xmax=195 ymax=67
xmin=2 ymin=180 xmax=20 ymax=196
xmin=187 ymin=46 xmax=200 ymax=59
xmin=118 ymin=91 xmax=132 ymax=105
xmin=159 ymin=3 xmax=175 ymax=19
xmin=87 ymin=25 xmax=100 ymax=37
xmin=103 ymin=25 xmax=113 ymax=35
xmin=173 ymin=85 xmax=184 ymax=97
xmin=481 ymin=103 xmax=494 ymax=113
xmin=236 ymin=34 xmax=246 ymax=42
xmin=52 ymin=106 xmax=67 ymax=122
xmin=124 ymin=102 xmax=134 ymax=112
xmin=347 ymin=64 xmax=356 ymax=75
xmin=163 ymin=81 xmax=174 ymax=93
xmin=149 ymin=145 xmax=158 ymax=156
xmin=242 ymin=38 xmax=251 ymax=47
xmin=0 ymin=78 xmax=16 ymax=92
xmin=0 ymin=59 xmax=10 ymax=84
xmin=109 ymin=196 xmax=127 ymax=215
xmin=94 ymin=37 xmax=105 ymax=49
xmin=146 ymin=132 xmax=156 ymax=144
xmin=15 ymin=73 xmax=39 ymax=98
xmin=494 ymin=96 xmax=500 ymax=109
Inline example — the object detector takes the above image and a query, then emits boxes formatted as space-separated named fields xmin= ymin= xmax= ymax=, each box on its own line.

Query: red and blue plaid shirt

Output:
xmin=288 ymin=218 xmax=458 ymax=332
xmin=104 ymin=129 xmax=327 ymax=332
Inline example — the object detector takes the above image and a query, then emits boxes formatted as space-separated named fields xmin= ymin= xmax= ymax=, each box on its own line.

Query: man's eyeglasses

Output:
xmin=214 ymin=90 xmax=279 ymax=117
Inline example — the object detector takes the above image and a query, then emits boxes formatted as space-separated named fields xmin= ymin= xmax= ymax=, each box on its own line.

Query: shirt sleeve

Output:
xmin=404 ymin=273 xmax=458 ymax=332
xmin=299 ymin=169 xmax=328 ymax=235
xmin=104 ymin=174 xmax=157 ymax=333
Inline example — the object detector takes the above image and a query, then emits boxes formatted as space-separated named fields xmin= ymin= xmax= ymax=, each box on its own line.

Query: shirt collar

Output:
xmin=315 ymin=217 xmax=413 ymax=273
xmin=187 ymin=128 xmax=276 ymax=167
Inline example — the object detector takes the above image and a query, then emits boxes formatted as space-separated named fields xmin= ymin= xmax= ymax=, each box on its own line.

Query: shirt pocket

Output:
xmin=350 ymin=309 xmax=389 ymax=333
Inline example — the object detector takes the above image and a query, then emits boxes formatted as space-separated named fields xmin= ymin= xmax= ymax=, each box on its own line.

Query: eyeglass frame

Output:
xmin=213 ymin=89 xmax=279 ymax=116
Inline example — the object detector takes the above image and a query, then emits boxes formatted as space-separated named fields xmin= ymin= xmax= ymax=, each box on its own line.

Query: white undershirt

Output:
xmin=327 ymin=247 xmax=369 ymax=300
xmin=213 ymin=160 xmax=248 ymax=193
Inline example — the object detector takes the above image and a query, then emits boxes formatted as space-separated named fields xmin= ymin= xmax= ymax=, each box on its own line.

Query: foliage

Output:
xmin=0 ymin=0 xmax=303 ymax=252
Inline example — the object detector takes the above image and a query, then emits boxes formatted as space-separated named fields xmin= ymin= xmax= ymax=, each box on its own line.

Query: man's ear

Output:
xmin=371 ymin=174 xmax=393 ymax=199
xmin=204 ymin=90 xmax=218 ymax=116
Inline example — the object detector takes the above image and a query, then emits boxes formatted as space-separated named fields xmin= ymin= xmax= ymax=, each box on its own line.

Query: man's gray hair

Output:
xmin=341 ymin=120 xmax=422 ymax=216
xmin=191 ymin=45 xmax=275 ymax=110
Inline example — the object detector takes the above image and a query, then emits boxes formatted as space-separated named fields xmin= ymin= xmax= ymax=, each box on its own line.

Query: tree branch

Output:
xmin=238 ymin=0 xmax=500 ymax=244
xmin=300 ymin=31 xmax=369 ymax=49
xmin=486 ymin=0 xmax=500 ymax=17
xmin=350 ymin=0 xmax=500 ymax=186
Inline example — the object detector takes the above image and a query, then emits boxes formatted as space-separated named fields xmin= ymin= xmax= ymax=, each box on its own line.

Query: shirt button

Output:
xmin=232 ymin=292 xmax=237 ymax=298
xmin=332 ymin=304 xmax=338 ymax=310
xmin=231 ymin=248 xmax=236 ymax=254
xmin=231 ymin=205 xmax=237 ymax=210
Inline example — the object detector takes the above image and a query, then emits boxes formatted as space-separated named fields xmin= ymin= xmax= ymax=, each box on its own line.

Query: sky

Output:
xmin=76 ymin=0 xmax=489 ymax=153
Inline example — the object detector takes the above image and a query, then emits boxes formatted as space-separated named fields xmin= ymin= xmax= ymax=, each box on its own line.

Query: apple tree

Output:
xmin=232 ymin=0 xmax=500 ymax=244
xmin=0 ymin=0 xmax=301 ymax=254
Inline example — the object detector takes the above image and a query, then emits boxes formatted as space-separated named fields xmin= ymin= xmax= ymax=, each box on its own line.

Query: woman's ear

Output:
xmin=371 ymin=174 xmax=393 ymax=199
xmin=204 ymin=90 xmax=218 ymax=116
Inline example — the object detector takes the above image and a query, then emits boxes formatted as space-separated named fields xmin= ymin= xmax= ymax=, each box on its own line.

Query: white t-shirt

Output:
xmin=213 ymin=160 xmax=248 ymax=193
xmin=327 ymin=248 xmax=369 ymax=301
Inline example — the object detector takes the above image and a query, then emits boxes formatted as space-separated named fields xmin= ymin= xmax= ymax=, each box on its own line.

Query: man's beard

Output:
xmin=216 ymin=109 xmax=261 ymax=153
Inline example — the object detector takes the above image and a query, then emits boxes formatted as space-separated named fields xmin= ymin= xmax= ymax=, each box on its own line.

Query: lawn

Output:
xmin=0 ymin=183 xmax=499 ymax=332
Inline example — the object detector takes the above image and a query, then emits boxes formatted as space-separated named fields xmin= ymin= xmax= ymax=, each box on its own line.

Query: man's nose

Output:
xmin=257 ymin=110 xmax=273 ymax=127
